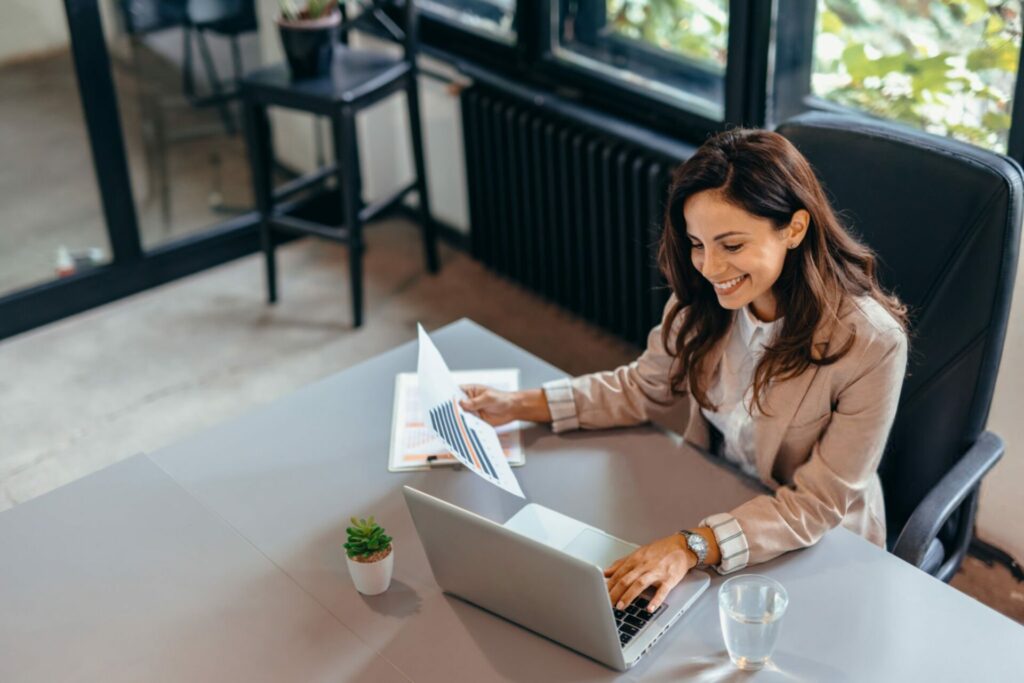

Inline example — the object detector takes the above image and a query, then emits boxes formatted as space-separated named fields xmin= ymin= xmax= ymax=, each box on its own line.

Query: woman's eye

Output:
xmin=723 ymin=244 xmax=743 ymax=253
xmin=690 ymin=243 xmax=703 ymax=251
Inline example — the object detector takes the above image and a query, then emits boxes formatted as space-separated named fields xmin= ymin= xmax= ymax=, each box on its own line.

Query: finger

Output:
xmin=648 ymin=580 xmax=675 ymax=613
xmin=606 ymin=561 xmax=635 ymax=591
xmin=608 ymin=569 xmax=642 ymax=606
xmin=459 ymin=384 xmax=484 ymax=398
xmin=617 ymin=573 xmax=656 ymax=610
xmin=604 ymin=557 xmax=626 ymax=577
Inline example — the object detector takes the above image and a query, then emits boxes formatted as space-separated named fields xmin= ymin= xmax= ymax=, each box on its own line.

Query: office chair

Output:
xmin=777 ymin=112 xmax=1023 ymax=582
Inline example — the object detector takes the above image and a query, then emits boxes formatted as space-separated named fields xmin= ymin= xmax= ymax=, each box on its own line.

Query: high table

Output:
xmin=2 ymin=319 xmax=1021 ymax=681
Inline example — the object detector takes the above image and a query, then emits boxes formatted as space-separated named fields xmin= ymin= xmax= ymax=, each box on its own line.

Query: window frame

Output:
xmin=770 ymin=0 xmax=1024 ymax=157
xmin=418 ymin=0 xmax=518 ymax=46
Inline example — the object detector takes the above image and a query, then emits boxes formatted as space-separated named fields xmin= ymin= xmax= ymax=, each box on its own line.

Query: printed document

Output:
xmin=414 ymin=324 xmax=525 ymax=497
xmin=388 ymin=369 xmax=524 ymax=471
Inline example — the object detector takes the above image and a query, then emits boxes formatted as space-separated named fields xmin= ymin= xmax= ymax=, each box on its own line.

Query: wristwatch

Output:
xmin=678 ymin=529 xmax=709 ymax=568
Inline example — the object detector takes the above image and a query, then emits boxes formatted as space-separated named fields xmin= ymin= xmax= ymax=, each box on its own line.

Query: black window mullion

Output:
xmin=63 ymin=0 xmax=143 ymax=263
xmin=724 ymin=0 xmax=773 ymax=128
xmin=771 ymin=0 xmax=817 ymax=127
xmin=1006 ymin=38 xmax=1024 ymax=162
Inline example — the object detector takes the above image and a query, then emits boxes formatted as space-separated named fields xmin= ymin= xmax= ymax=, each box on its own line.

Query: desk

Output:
xmin=2 ymin=319 xmax=1022 ymax=681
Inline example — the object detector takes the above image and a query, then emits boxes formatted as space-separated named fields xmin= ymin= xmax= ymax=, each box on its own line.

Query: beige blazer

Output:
xmin=567 ymin=295 xmax=908 ymax=566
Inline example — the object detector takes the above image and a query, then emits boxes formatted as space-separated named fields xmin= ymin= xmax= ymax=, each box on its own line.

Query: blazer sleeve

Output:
xmin=542 ymin=296 xmax=686 ymax=432
xmin=724 ymin=324 xmax=908 ymax=566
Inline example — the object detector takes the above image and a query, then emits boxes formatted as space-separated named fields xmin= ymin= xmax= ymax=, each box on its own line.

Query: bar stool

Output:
xmin=240 ymin=1 xmax=439 ymax=327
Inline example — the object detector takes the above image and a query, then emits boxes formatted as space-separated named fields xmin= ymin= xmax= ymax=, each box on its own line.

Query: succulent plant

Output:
xmin=278 ymin=0 xmax=338 ymax=21
xmin=345 ymin=516 xmax=393 ymax=560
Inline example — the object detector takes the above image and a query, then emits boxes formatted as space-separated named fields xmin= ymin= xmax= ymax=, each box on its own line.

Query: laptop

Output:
xmin=402 ymin=486 xmax=709 ymax=671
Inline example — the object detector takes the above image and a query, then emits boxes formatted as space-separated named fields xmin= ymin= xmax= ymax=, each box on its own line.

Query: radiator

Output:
xmin=461 ymin=85 xmax=683 ymax=347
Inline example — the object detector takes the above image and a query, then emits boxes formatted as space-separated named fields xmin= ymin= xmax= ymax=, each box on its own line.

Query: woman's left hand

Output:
xmin=604 ymin=534 xmax=696 ymax=612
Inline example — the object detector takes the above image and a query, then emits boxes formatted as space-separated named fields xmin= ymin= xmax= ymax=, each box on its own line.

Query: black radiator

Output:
xmin=461 ymin=85 xmax=688 ymax=347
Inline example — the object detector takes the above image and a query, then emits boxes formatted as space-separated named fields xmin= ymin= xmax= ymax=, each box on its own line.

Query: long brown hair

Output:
xmin=658 ymin=128 xmax=907 ymax=413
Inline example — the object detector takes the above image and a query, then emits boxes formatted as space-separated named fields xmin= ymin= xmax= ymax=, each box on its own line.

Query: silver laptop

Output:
xmin=402 ymin=486 xmax=709 ymax=671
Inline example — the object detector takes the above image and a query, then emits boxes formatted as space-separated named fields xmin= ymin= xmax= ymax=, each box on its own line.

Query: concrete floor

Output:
xmin=2 ymin=218 xmax=1022 ymax=625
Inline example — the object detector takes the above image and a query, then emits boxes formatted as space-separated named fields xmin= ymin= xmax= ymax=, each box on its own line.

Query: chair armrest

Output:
xmin=892 ymin=431 xmax=1004 ymax=569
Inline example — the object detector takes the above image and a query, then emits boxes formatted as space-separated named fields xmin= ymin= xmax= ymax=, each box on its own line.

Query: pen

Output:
xmin=426 ymin=455 xmax=464 ymax=470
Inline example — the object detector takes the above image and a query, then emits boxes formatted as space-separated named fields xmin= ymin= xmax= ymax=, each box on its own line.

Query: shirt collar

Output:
xmin=737 ymin=304 xmax=781 ymax=347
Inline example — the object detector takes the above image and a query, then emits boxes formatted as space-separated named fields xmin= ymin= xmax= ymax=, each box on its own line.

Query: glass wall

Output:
xmin=775 ymin=0 xmax=1022 ymax=153
xmin=0 ymin=14 xmax=111 ymax=296
xmin=420 ymin=0 xmax=517 ymax=44
xmin=550 ymin=0 xmax=729 ymax=120
xmin=102 ymin=0 xmax=262 ymax=250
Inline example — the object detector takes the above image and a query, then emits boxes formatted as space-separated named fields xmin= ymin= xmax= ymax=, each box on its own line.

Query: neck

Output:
xmin=749 ymin=294 xmax=779 ymax=322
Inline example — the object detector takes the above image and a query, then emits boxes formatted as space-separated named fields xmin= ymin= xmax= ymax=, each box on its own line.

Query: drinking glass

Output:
xmin=718 ymin=574 xmax=789 ymax=671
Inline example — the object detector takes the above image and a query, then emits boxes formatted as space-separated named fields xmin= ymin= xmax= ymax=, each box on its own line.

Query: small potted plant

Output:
xmin=276 ymin=0 xmax=342 ymax=79
xmin=345 ymin=516 xmax=394 ymax=595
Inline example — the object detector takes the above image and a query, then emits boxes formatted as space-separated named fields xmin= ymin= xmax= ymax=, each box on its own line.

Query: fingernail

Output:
xmin=616 ymin=601 xmax=623 ymax=610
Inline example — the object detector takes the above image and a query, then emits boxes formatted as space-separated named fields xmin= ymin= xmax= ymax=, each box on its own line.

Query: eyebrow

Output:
xmin=686 ymin=231 xmax=749 ymax=242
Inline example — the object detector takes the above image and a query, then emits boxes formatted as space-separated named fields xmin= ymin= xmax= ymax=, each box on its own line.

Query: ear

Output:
xmin=786 ymin=209 xmax=811 ymax=247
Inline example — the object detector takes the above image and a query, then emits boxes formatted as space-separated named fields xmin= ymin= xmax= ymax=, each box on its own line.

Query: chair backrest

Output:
xmin=776 ymin=112 xmax=1022 ymax=539
xmin=339 ymin=0 xmax=419 ymax=62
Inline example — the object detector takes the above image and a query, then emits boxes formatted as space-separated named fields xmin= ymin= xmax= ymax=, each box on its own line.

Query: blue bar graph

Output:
xmin=427 ymin=401 xmax=498 ymax=480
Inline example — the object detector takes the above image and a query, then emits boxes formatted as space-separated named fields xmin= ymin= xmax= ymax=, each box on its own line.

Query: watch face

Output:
xmin=685 ymin=532 xmax=708 ymax=563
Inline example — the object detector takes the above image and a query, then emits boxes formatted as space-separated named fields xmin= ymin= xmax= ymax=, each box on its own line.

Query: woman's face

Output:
xmin=684 ymin=190 xmax=808 ymax=322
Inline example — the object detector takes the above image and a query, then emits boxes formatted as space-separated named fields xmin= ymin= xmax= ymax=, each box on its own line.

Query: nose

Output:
xmin=700 ymin=248 xmax=724 ymax=279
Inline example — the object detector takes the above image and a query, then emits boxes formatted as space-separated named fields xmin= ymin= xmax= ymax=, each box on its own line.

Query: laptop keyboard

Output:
xmin=614 ymin=596 xmax=665 ymax=647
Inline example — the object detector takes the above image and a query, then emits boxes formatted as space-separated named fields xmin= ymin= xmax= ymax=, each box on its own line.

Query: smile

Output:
xmin=711 ymin=275 xmax=747 ymax=294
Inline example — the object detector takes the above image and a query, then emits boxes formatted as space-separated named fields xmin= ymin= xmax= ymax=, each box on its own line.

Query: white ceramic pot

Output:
xmin=346 ymin=548 xmax=394 ymax=595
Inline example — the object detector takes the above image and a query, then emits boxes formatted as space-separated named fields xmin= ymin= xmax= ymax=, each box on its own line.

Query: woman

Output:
xmin=460 ymin=128 xmax=908 ymax=615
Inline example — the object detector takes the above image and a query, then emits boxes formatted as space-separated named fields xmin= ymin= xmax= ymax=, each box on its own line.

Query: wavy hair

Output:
xmin=657 ymin=128 xmax=907 ymax=413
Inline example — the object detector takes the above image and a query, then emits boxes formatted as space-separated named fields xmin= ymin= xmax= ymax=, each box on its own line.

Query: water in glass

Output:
xmin=718 ymin=574 xmax=788 ymax=671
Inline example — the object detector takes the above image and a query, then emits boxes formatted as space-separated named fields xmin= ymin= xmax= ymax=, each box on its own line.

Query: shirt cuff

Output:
xmin=542 ymin=378 xmax=580 ymax=433
xmin=700 ymin=512 xmax=749 ymax=575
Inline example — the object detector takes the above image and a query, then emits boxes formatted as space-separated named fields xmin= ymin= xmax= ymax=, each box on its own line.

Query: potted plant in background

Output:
xmin=276 ymin=0 xmax=342 ymax=79
xmin=345 ymin=516 xmax=394 ymax=595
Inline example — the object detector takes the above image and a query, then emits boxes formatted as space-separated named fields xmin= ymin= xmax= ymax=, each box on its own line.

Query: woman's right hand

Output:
xmin=460 ymin=386 xmax=555 ymax=427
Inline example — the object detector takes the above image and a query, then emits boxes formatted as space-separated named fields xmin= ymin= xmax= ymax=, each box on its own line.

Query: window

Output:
xmin=419 ymin=0 xmax=517 ymax=44
xmin=779 ymin=1 xmax=1022 ymax=153
xmin=550 ymin=0 xmax=730 ymax=120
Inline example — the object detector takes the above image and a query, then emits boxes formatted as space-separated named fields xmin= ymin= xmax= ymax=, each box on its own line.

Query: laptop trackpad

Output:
xmin=563 ymin=528 xmax=637 ymax=569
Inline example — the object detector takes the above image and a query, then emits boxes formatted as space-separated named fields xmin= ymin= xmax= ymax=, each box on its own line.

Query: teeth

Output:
xmin=713 ymin=276 xmax=744 ymax=290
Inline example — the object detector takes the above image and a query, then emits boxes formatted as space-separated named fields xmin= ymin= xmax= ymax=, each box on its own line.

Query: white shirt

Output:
xmin=700 ymin=306 xmax=781 ymax=477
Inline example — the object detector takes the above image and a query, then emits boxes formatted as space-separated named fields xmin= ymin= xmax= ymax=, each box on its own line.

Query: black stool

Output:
xmin=240 ymin=1 xmax=439 ymax=327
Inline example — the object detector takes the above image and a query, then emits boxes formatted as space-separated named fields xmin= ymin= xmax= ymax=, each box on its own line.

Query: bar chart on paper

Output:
xmin=428 ymin=399 xmax=500 ymax=479
xmin=415 ymin=324 xmax=525 ymax=498
xmin=388 ymin=369 xmax=524 ymax=471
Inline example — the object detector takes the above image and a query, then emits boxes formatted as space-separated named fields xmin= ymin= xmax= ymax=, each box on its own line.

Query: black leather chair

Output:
xmin=776 ymin=112 xmax=1022 ymax=582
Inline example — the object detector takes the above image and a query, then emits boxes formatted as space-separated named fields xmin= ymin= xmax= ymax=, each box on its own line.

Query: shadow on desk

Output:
xmin=661 ymin=649 xmax=852 ymax=683
xmin=357 ymin=579 xmax=423 ymax=619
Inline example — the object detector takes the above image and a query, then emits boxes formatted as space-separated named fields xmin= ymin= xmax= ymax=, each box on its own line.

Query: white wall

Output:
xmin=0 ymin=0 xmax=70 ymax=65
xmin=977 ymin=260 xmax=1024 ymax=561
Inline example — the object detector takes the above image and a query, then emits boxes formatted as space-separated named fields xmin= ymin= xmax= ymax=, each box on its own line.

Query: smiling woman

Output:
xmin=460 ymin=128 xmax=910 ymax=613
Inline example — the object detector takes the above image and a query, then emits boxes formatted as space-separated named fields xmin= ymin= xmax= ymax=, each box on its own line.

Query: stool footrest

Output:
xmin=269 ymin=215 xmax=351 ymax=244
xmin=274 ymin=164 xmax=340 ymax=203
xmin=359 ymin=181 xmax=417 ymax=224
